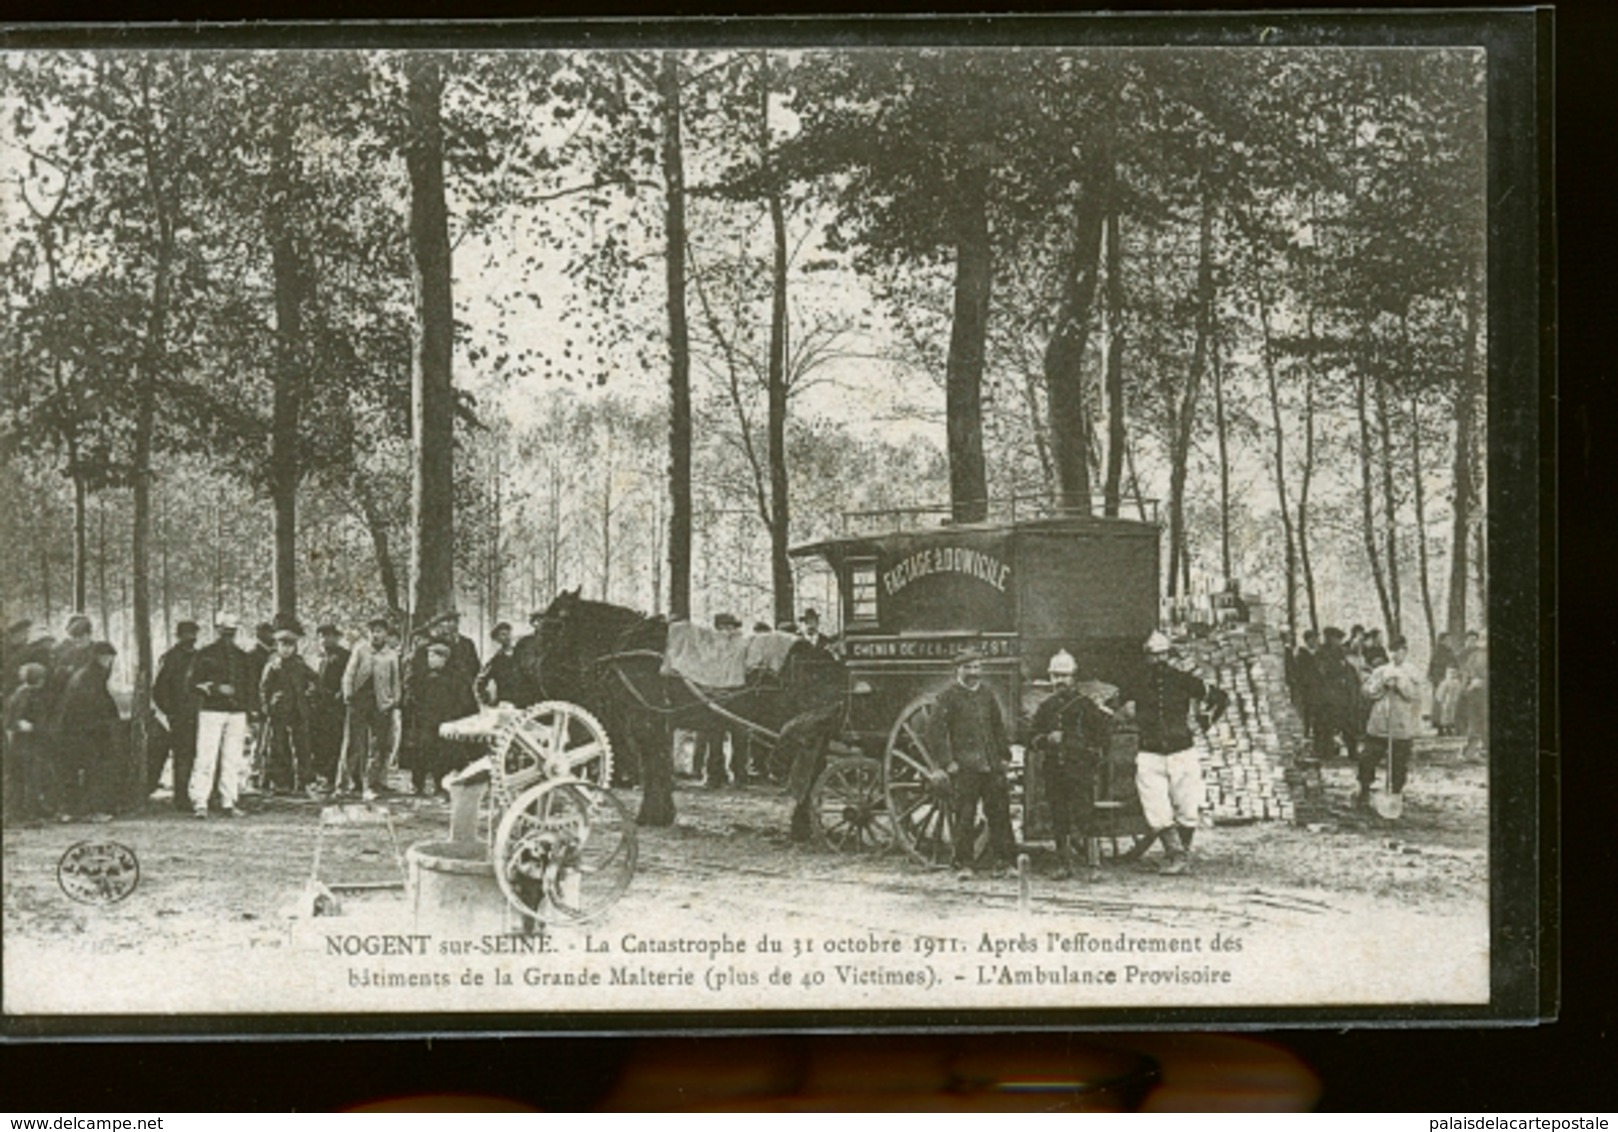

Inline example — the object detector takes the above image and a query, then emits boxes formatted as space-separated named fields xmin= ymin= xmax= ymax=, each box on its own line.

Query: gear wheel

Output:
xmin=487 ymin=700 xmax=615 ymax=807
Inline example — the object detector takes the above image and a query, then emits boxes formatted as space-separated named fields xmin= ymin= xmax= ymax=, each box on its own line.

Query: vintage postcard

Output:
xmin=0 ymin=13 xmax=1549 ymax=1033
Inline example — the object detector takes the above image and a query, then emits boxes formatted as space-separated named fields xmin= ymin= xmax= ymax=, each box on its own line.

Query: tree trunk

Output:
xmin=39 ymin=544 xmax=53 ymax=628
xmin=1211 ymin=317 xmax=1233 ymax=585
xmin=761 ymin=54 xmax=795 ymax=627
xmin=1410 ymin=392 xmax=1439 ymax=650
xmin=1258 ymin=280 xmax=1299 ymax=638
xmin=130 ymin=64 xmax=176 ymax=806
xmin=268 ymin=90 xmax=305 ymax=624
xmin=1044 ymin=147 xmax=1112 ymax=517
xmin=1166 ymin=176 xmax=1216 ymax=598
xmin=1298 ymin=330 xmax=1320 ymax=635
xmin=356 ymin=481 xmax=401 ymax=614
xmin=1446 ymin=288 xmax=1482 ymax=638
xmin=945 ymin=163 xmax=992 ymax=525
xmin=97 ymin=499 xmax=109 ymax=640
xmin=600 ymin=418 xmax=614 ymax=600
xmin=1376 ymin=370 xmax=1402 ymax=638
xmin=1102 ymin=200 xmax=1126 ymax=518
xmin=1019 ymin=371 xmax=1056 ymax=502
xmin=640 ymin=51 xmax=688 ymax=829
xmin=71 ymin=466 xmax=87 ymax=614
xmin=405 ymin=55 xmax=457 ymax=625
xmin=1355 ymin=366 xmax=1395 ymax=632
xmin=661 ymin=52 xmax=692 ymax=627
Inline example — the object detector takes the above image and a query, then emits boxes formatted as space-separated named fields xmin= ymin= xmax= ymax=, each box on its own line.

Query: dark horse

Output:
xmin=530 ymin=588 xmax=848 ymax=830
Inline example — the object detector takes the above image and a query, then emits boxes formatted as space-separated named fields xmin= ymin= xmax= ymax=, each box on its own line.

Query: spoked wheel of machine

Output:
xmin=882 ymin=693 xmax=984 ymax=868
xmin=490 ymin=700 xmax=615 ymax=807
xmin=493 ymin=777 xmax=637 ymax=923
xmin=811 ymin=755 xmax=894 ymax=853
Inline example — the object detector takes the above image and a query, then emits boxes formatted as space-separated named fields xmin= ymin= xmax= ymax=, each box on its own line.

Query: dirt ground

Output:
xmin=2 ymin=736 xmax=1490 ymax=1016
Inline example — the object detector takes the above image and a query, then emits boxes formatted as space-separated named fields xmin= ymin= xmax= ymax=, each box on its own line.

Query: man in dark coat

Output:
xmin=405 ymin=642 xmax=479 ymax=796
xmin=260 ymin=626 xmax=316 ymax=793
xmin=937 ymin=648 xmax=1016 ymax=878
xmin=475 ymin=621 xmax=530 ymax=707
xmin=1027 ymin=649 xmax=1114 ymax=880
xmin=151 ymin=619 xmax=201 ymax=809
xmin=52 ymin=641 xmax=121 ymax=822
xmin=509 ymin=610 xmax=547 ymax=709
xmin=1311 ymin=627 xmax=1362 ymax=763
xmin=3 ymin=619 xmax=33 ymax=700
xmin=5 ymin=662 xmax=49 ymax=822
xmin=1291 ymin=629 xmax=1320 ymax=739
xmin=311 ymin=624 xmax=351 ymax=792
xmin=45 ymin=614 xmax=96 ymax=724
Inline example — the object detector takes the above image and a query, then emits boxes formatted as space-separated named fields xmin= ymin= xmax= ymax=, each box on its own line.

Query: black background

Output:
xmin=0 ymin=0 xmax=1607 ymax=1112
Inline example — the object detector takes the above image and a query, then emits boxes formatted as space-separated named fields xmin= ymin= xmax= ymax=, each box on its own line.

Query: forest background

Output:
xmin=0 ymin=46 xmax=1487 ymax=735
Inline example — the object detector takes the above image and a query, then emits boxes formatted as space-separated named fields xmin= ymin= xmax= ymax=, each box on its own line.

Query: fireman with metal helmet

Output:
xmin=1027 ymin=648 xmax=1116 ymax=881
xmin=1120 ymin=630 xmax=1228 ymax=875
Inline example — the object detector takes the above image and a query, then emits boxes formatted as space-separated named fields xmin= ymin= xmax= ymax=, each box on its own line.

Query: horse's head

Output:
xmin=527 ymin=587 xmax=586 ymax=696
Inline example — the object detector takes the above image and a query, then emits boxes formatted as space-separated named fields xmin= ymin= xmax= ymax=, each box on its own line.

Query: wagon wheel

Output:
xmin=882 ymin=694 xmax=985 ymax=867
xmin=493 ymin=777 xmax=637 ymax=923
xmin=811 ymin=755 xmax=894 ymax=853
xmin=490 ymin=700 xmax=615 ymax=807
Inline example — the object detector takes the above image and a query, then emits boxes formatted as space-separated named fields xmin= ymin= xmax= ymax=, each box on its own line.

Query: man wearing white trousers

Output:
xmin=1121 ymin=630 xmax=1229 ymax=875
xmin=189 ymin=612 xmax=255 ymax=818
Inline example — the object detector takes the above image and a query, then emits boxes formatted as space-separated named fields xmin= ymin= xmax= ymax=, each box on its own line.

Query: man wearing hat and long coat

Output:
xmin=937 ymin=647 xmax=1017 ymax=878
xmin=1120 ymin=630 xmax=1228 ymax=874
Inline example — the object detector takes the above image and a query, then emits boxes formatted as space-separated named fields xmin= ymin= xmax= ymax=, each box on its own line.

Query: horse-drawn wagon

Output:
xmin=518 ymin=505 xmax=1164 ymax=876
xmin=789 ymin=507 xmax=1162 ymax=865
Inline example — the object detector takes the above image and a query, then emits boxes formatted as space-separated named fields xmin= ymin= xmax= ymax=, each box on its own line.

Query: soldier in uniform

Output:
xmin=1027 ymin=649 xmax=1115 ymax=881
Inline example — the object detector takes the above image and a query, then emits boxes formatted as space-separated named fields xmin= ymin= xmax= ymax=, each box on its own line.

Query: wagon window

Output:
xmin=849 ymin=558 xmax=879 ymax=624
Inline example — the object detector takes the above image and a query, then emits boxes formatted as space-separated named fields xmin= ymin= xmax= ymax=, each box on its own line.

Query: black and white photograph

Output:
xmin=0 ymin=16 xmax=1547 ymax=1030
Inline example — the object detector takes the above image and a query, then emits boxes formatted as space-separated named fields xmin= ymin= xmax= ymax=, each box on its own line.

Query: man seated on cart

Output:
xmin=1027 ymin=648 xmax=1116 ymax=882
xmin=937 ymin=647 xmax=1016 ymax=881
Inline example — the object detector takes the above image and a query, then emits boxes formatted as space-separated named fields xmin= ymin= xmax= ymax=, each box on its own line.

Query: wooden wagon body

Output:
xmin=790 ymin=512 xmax=1161 ymax=860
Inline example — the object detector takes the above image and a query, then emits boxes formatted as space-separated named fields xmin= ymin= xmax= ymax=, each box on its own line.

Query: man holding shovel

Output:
xmin=1357 ymin=634 xmax=1422 ymax=818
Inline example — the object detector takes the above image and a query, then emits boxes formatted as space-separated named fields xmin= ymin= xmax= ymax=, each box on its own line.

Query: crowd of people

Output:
xmin=0 ymin=606 xmax=567 ymax=827
xmin=1286 ymin=624 xmax=1489 ymax=810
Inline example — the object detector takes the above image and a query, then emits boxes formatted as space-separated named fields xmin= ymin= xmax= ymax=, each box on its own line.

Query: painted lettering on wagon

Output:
xmin=882 ymin=547 xmax=1011 ymax=598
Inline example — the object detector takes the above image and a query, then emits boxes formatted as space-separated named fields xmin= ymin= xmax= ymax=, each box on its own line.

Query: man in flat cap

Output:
xmin=937 ymin=647 xmax=1016 ymax=878
xmin=341 ymin=616 xmax=402 ymax=801
xmin=260 ymin=625 xmax=317 ymax=794
xmin=508 ymin=610 xmax=548 ymax=710
xmin=310 ymin=624 xmax=351 ymax=794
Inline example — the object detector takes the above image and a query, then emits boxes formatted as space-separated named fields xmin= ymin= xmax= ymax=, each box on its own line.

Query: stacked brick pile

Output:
xmin=1175 ymin=610 xmax=1326 ymax=825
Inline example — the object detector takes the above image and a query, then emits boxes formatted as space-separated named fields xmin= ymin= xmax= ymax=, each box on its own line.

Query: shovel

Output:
xmin=1371 ymin=737 xmax=1403 ymax=820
